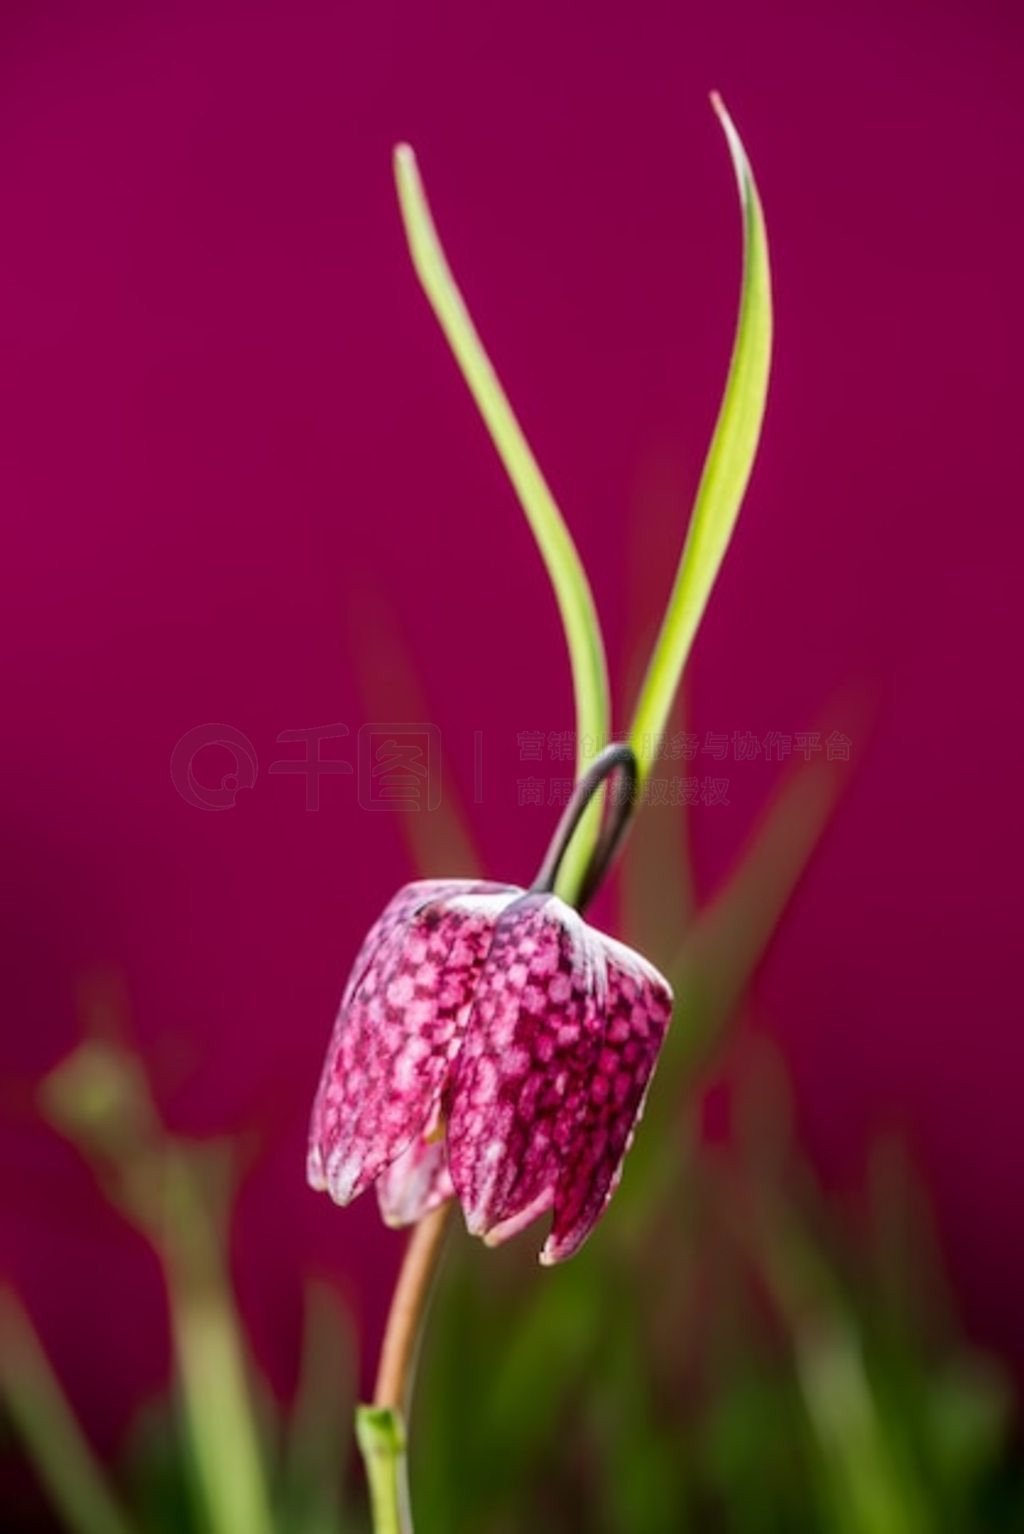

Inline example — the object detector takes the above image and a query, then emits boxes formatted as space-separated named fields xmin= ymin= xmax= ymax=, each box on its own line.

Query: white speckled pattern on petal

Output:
xmin=307 ymin=879 xmax=520 ymax=1206
xmin=447 ymin=893 xmax=673 ymax=1263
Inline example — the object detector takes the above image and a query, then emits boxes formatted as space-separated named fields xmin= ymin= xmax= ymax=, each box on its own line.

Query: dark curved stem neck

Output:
xmin=530 ymin=742 xmax=638 ymax=912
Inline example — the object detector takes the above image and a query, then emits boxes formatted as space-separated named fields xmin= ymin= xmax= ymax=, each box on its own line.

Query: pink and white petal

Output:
xmin=540 ymin=936 xmax=673 ymax=1264
xmin=448 ymin=893 xmax=616 ymax=1246
xmin=376 ymin=1135 xmax=454 ymax=1227
xmin=307 ymin=879 xmax=520 ymax=1206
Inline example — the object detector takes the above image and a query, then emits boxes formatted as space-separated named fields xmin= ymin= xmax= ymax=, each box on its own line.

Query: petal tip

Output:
xmin=539 ymin=1230 xmax=582 ymax=1266
xmin=538 ymin=1236 xmax=563 ymax=1267
xmin=320 ymin=1150 xmax=365 ymax=1206
xmin=463 ymin=1207 xmax=488 ymax=1238
xmin=306 ymin=1145 xmax=326 ymax=1192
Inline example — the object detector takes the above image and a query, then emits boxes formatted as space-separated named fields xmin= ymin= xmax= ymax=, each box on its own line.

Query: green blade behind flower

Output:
xmin=40 ymin=1038 xmax=275 ymax=1534
xmin=343 ymin=583 xmax=483 ymax=881
xmin=393 ymin=144 xmax=609 ymax=903
xmin=629 ymin=95 xmax=773 ymax=780
xmin=0 ymin=1287 xmax=139 ymax=1534
xmin=281 ymin=1281 xmax=356 ymax=1534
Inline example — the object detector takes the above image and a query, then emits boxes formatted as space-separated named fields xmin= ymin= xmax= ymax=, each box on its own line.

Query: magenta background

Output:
xmin=1 ymin=0 xmax=1022 ymax=1443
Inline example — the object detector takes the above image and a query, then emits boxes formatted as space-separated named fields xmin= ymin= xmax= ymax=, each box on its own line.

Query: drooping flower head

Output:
xmin=308 ymin=747 xmax=673 ymax=1262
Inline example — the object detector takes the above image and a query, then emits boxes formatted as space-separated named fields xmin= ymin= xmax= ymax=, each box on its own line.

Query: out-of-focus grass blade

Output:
xmin=670 ymin=751 xmax=840 ymax=1080
xmin=280 ymin=1280 xmax=357 ymax=1534
xmin=158 ymin=1147 xmax=276 ymax=1534
xmin=620 ymin=695 xmax=696 ymax=969
xmin=394 ymin=144 xmax=609 ymax=902
xmin=737 ymin=1182 xmax=930 ymax=1534
xmin=652 ymin=685 xmax=869 ymax=1098
xmin=343 ymin=584 xmax=482 ymax=880
xmin=794 ymin=1321 xmax=928 ymax=1534
xmin=40 ymin=1042 xmax=275 ymax=1534
xmin=0 ymin=1287 xmax=139 ymax=1534
xmin=619 ymin=746 xmax=842 ymax=1231
xmin=629 ymin=95 xmax=773 ymax=781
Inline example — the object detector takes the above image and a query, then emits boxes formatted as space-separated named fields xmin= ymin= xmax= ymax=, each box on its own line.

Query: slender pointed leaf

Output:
xmin=393 ymin=144 xmax=609 ymax=900
xmin=0 ymin=1287 xmax=139 ymax=1534
xmin=629 ymin=95 xmax=773 ymax=779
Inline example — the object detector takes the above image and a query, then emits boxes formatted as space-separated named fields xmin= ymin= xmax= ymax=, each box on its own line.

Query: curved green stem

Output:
xmin=531 ymin=742 xmax=638 ymax=910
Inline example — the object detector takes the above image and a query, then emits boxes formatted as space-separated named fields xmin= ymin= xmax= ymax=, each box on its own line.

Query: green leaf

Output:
xmin=617 ymin=743 xmax=842 ymax=1234
xmin=41 ymin=1042 xmax=275 ymax=1534
xmin=0 ymin=1286 xmax=140 ymax=1534
xmin=629 ymin=94 xmax=773 ymax=780
xmin=343 ymin=586 xmax=484 ymax=881
xmin=280 ymin=1281 xmax=356 ymax=1534
xmin=156 ymin=1148 xmax=277 ymax=1534
xmin=393 ymin=144 xmax=610 ymax=902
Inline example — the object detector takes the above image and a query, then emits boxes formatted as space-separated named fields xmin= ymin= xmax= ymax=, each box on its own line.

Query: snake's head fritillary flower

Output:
xmin=307 ymin=868 xmax=673 ymax=1263
xmin=307 ymin=879 xmax=521 ymax=1210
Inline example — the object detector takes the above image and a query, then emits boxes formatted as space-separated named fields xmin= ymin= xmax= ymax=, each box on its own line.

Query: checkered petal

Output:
xmin=307 ymin=879 xmax=521 ymax=1206
xmin=447 ymin=893 xmax=672 ymax=1262
xmin=541 ymin=927 xmax=673 ymax=1264
xmin=376 ymin=1134 xmax=454 ymax=1226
